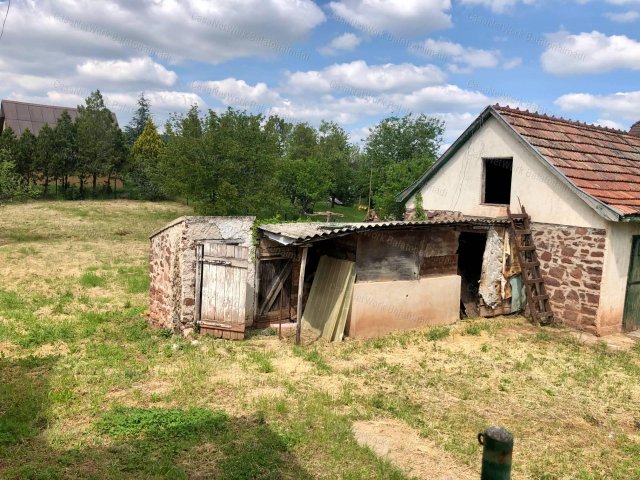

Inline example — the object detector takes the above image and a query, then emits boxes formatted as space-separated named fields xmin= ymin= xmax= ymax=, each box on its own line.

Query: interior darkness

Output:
xmin=458 ymin=231 xmax=487 ymax=317
xmin=484 ymin=158 xmax=513 ymax=205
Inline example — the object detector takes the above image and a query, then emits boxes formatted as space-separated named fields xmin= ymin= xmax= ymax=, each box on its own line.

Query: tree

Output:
xmin=0 ymin=126 xmax=17 ymax=160
xmin=35 ymin=124 xmax=56 ymax=194
xmin=318 ymin=121 xmax=355 ymax=207
xmin=277 ymin=123 xmax=331 ymax=214
xmin=129 ymin=118 xmax=165 ymax=200
xmin=157 ymin=108 xmax=290 ymax=218
xmin=124 ymin=93 xmax=151 ymax=146
xmin=76 ymin=90 xmax=119 ymax=195
xmin=0 ymin=149 xmax=37 ymax=205
xmin=363 ymin=114 xmax=444 ymax=219
xmin=15 ymin=129 xmax=36 ymax=184
xmin=52 ymin=111 xmax=77 ymax=192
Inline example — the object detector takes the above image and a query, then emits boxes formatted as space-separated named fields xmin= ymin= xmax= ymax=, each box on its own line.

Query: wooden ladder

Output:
xmin=507 ymin=206 xmax=554 ymax=325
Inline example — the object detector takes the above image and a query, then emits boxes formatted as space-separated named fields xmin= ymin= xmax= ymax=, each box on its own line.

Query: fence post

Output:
xmin=478 ymin=426 xmax=513 ymax=480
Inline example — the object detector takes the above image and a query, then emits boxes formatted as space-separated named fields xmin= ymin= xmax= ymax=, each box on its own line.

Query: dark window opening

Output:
xmin=457 ymin=231 xmax=487 ymax=318
xmin=483 ymin=158 xmax=513 ymax=205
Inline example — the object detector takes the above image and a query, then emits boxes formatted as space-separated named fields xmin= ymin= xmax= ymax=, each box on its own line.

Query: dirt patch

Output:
xmin=571 ymin=331 xmax=638 ymax=351
xmin=352 ymin=419 xmax=476 ymax=480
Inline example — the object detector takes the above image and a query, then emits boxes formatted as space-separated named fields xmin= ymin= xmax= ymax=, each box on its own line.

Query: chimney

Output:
xmin=630 ymin=121 xmax=640 ymax=137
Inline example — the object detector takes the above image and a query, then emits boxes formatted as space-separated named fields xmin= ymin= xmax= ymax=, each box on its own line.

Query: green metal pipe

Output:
xmin=478 ymin=426 xmax=513 ymax=480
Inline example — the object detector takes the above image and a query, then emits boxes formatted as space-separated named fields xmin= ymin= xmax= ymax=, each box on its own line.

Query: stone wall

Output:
xmin=149 ymin=216 xmax=256 ymax=335
xmin=532 ymin=222 xmax=606 ymax=334
xmin=149 ymin=219 xmax=185 ymax=330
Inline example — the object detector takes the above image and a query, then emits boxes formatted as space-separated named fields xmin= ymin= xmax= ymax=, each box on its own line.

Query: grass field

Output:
xmin=1 ymin=201 xmax=639 ymax=479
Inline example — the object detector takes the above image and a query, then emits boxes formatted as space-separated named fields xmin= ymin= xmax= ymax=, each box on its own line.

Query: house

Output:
xmin=0 ymin=99 xmax=118 ymax=136
xmin=148 ymin=104 xmax=640 ymax=340
xmin=398 ymin=105 xmax=640 ymax=336
xmin=0 ymin=99 xmax=80 ymax=135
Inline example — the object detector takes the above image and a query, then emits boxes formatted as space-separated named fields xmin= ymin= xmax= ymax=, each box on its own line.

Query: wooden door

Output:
xmin=624 ymin=236 xmax=640 ymax=332
xmin=197 ymin=243 xmax=249 ymax=339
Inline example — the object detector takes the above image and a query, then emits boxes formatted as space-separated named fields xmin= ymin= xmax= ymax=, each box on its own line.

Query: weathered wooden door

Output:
xmin=196 ymin=243 xmax=249 ymax=339
xmin=624 ymin=236 xmax=640 ymax=331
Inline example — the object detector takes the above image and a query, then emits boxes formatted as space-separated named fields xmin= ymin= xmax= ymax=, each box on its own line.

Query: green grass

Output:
xmin=1 ymin=200 xmax=640 ymax=479
xmin=315 ymin=201 xmax=365 ymax=222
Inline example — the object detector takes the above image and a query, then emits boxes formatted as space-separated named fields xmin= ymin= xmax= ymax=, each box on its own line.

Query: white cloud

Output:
xmin=555 ymin=91 xmax=640 ymax=121
xmin=594 ymin=118 xmax=627 ymax=130
xmin=328 ymin=0 xmax=452 ymax=36
xmin=502 ymin=57 xmax=522 ymax=69
xmin=458 ymin=0 xmax=537 ymax=13
xmin=385 ymin=85 xmax=489 ymax=111
xmin=541 ymin=31 xmax=640 ymax=75
xmin=412 ymin=39 xmax=500 ymax=72
xmin=77 ymin=57 xmax=177 ymax=87
xmin=191 ymin=79 xmax=282 ymax=107
xmin=411 ymin=39 xmax=520 ymax=72
xmin=286 ymin=60 xmax=447 ymax=95
xmin=604 ymin=10 xmax=640 ymax=22
xmin=319 ymin=33 xmax=362 ymax=55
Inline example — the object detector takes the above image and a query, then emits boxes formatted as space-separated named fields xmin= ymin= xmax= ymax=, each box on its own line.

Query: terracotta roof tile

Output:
xmin=494 ymin=105 xmax=640 ymax=216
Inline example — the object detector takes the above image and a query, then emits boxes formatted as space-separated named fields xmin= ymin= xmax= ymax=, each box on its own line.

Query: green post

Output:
xmin=478 ymin=426 xmax=513 ymax=480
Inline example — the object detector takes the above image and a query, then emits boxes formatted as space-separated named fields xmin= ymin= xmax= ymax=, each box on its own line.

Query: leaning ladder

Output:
xmin=507 ymin=205 xmax=554 ymax=325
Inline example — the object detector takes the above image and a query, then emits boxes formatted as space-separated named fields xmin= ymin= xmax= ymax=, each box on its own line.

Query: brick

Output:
xmin=549 ymin=266 xmax=565 ymax=279
xmin=562 ymin=246 xmax=577 ymax=256
xmin=540 ymin=251 xmax=552 ymax=261
xmin=590 ymin=251 xmax=604 ymax=258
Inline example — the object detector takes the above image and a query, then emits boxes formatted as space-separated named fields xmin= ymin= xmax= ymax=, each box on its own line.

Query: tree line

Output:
xmin=0 ymin=90 xmax=444 ymax=219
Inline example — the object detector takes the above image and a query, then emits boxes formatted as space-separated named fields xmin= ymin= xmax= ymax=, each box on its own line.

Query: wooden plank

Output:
xmin=295 ymin=246 xmax=309 ymax=345
xmin=258 ymin=262 xmax=292 ymax=315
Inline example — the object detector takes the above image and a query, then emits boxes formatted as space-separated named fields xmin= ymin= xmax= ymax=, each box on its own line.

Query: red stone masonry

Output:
xmin=531 ymin=222 xmax=606 ymax=334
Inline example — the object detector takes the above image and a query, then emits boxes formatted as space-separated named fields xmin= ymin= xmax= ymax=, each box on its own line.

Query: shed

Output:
xmin=149 ymin=211 xmax=517 ymax=340
xmin=148 ymin=216 xmax=256 ymax=339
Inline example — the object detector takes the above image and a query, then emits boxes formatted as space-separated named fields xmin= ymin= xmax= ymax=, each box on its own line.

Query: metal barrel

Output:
xmin=478 ymin=426 xmax=513 ymax=480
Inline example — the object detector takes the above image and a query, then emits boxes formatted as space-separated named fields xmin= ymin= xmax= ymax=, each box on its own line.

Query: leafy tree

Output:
xmin=363 ymin=114 xmax=444 ymax=219
xmin=277 ymin=123 xmax=331 ymax=214
xmin=0 ymin=149 xmax=37 ymax=205
xmin=0 ymin=126 xmax=17 ymax=160
xmin=129 ymin=118 xmax=165 ymax=200
xmin=76 ymin=90 xmax=119 ymax=195
xmin=35 ymin=124 xmax=56 ymax=194
xmin=124 ymin=93 xmax=151 ymax=146
xmin=318 ymin=121 xmax=355 ymax=207
xmin=158 ymin=108 xmax=290 ymax=218
xmin=15 ymin=129 xmax=36 ymax=184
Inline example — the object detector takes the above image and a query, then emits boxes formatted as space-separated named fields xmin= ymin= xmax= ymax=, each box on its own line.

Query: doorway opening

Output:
xmin=457 ymin=231 xmax=487 ymax=318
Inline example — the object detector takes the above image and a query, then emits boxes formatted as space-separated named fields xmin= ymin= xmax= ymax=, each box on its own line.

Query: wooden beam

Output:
xmin=194 ymin=244 xmax=204 ymax=331
xmin=258 ymin=261 xmax=292 ymax=315
xmin=295 ymin=246 xmax=309 ymax=346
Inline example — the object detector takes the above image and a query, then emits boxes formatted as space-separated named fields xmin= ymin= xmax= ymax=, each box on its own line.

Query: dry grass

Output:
xmin=0 ymin=200 xmax=639 ymax=479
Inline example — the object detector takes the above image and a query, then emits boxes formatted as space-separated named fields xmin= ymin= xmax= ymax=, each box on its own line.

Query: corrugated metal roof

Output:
xmin=260 ymin=211 xmax=509 ymax=245
xmin=0 ymin=99 xmax=119 ymax=136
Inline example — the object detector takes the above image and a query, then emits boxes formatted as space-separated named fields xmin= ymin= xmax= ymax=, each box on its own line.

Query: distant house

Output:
xmin=398 ymin=105 xmax=640 ymax=336
xmin=0 ymin=99 xmax=80 ymax=136
xmin=0 ymin=99 xmax=118 ymax=136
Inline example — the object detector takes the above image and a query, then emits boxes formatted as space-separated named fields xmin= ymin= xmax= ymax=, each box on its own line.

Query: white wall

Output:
xmin=599 ymin=221 xmax=640 ymax=334
xmin=407 ymin=117 xmax=606 ymax=229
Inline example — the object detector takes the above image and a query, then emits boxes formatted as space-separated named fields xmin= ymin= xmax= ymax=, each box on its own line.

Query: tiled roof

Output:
xmin=494 ymin=105 xmax=640 ymax=217
xmin=260 ymin=211 xmax=509 ymax=245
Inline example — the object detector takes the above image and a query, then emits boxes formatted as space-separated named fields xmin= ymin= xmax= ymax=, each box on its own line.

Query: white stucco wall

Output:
xmin=405 ymin=116 xmax=640 ymax=334
xmin=406 ymin=117 xmax=606 ymax=230
xmin=598 ymin=221 xmax=640 ymax=334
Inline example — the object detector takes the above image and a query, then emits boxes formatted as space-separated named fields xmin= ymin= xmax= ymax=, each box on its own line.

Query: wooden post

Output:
xmin=295 ymin=246 xmax=309 ymax=345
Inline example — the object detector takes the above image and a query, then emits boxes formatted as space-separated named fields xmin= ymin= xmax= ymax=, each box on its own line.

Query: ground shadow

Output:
xmin=0 ymin=355 xmax=312 ymax=479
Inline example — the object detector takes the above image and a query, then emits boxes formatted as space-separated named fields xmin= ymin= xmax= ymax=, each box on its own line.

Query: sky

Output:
xmin=0 ymin=0 xmax=638 ymax=148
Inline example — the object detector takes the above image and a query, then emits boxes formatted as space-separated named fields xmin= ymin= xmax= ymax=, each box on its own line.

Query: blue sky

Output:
xmin=0 ymin=0 xmax=638 ymax=147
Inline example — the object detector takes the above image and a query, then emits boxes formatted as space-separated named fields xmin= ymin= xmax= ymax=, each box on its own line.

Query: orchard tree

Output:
xmin=363 ymin=114 xmax=444 ymax=219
